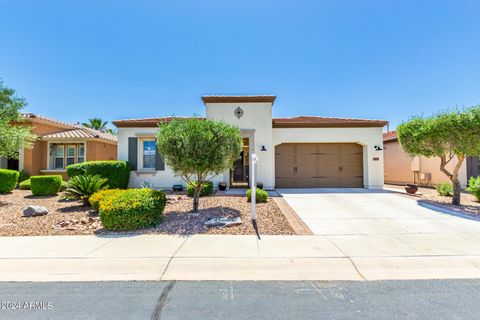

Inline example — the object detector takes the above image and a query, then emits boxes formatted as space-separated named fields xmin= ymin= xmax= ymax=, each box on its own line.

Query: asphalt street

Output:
xmin=1 ymin=280 xmax=479 ymax=320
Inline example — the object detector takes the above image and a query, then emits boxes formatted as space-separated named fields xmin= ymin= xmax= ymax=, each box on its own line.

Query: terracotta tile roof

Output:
xmin=22 ymin=113 xmax=117 ymax=143
xmin=272 ymin=116 xmax=388 ymax=128
xmin=383 ymin=130 xmax=398 ymax=142
xmin=201 ymin=95 xmax=276 ymax=104
xmin=22 ymin=113 xmax=75 ymax=130
xmin=112 ymin=116 xmax=205 ymax=128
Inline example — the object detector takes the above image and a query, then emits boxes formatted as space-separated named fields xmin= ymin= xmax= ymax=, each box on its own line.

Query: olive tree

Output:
xmin=397 ymin=106 xmax=480 ymax=205
xmin=156 ymin=118 xmax=242 ymax=212
xmin=0 ymin=80 xmax=36 ymax=159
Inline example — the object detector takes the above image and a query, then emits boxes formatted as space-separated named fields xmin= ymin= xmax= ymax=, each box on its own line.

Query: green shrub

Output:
xmin=186 ymin=181 xmax=213 ymax=197
xmin=89 ymin=189 xmax=121 ymax=211
xmin=467 ymin=176 xmax=480 ymax=201
xmin=0 ymin=169 xmax=19 ymax=193
xmin=60 ymin=180 xmax=68 ymax=191
xmin=30 ymin=175 xmax=63 ymax=196
xmin=99 ymin=188 xmax=166 ymax=231
xmin=246 ymin=188 xmax=268 ymax=203
xmin=18 ymin=170 xmax=29 ymax=183
xmin=19 ymin=178 xmax=31 ymax=190
xmin=436 ymin=182 xmax=453 ymax=197
xmin=66 ymin=160 xmax=130 ymax=189
xmin=63 ymin=175 xmax=109 ymax=206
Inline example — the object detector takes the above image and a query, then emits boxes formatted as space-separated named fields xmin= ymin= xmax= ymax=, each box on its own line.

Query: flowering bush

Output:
xmin=99 ymin=188 xmax=166 ymax=231
xmin=89 ymin=189 xmax=122 ymax=211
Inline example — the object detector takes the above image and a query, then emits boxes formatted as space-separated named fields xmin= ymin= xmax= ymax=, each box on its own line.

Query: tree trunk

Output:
xmin=83 ymin=198 xmax=90 ymax=207
xmin=192 ymin=185 xmax=201 ymax=212
xmin=439 ymin=155 xmax=465 ymax=206
xmin=451 ymin=177 xmax=461 ymax=206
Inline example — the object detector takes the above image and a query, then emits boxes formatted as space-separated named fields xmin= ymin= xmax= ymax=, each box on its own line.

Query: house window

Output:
xmin=54 ymin=145 xmax=64 ymax=169
xmin=51 ymin=143 xmax=86 ymax=169
xmin=66 ymin=145 xmax=76 ymax=166
xmin=142 ymin=140 xmax=156 ymax=169
xmin=77 ymin=145 xmax=85 ymax=163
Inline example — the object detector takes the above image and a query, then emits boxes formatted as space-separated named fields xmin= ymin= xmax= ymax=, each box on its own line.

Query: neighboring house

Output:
xmin=0 ymin=113 xmax=117 ymax=180
xmin=383 ymin=130 xmax=479 ymax=187
xmin=113 ymin=95 xmax=387 ymax=190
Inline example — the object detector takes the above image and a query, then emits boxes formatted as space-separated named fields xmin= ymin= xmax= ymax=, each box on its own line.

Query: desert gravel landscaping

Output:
xmin=386 ymin=184 xmax=480 ymax=217
xmin=0 ymin=190 xmax=294 ymax=236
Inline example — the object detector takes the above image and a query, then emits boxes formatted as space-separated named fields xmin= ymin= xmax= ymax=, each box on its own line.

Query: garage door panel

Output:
xmin=276 ymin=165 xmax=293 ymax=178
xmin=341 ymin=154 xmax=363 ymax=166
xmin=316 ymin=166 xmax=339 ymax=177
xmin=317 ymin=155 xmax=340 ymax=166
xmin=296 ymin=155 xmax=316 ymax=166
xmin=275 ymin=155 xmax=295 ymax=166
xmin=275 ymin=177 xmax=295 ymax=188
xmin=296 ymin=166 xmax=315 ymax=178
xmin=341 ymin=165 xmax=363 ymax=176
xmin=275 ymin=143 xmax=364 ymax=188
xmin=341 ymin=144 xmax=362 ymax=153
xmin=316 ymin=144 xmax=341 ymax=154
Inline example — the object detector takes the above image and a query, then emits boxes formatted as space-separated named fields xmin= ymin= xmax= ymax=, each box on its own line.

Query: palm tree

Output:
xmin=82 ymin=118 xmax=108 ymax=131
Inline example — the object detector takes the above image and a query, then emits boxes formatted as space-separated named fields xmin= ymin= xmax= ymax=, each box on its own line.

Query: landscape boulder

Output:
xmin=23 ymin=205 xmax=48 ymax=217
xmin=204 ymin=217 xmax=242 ymax=228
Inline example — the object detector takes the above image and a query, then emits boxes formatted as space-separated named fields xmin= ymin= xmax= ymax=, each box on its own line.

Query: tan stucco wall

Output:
xmin=384 ymin=139 xmax=468 ymax=187
xmin=86 ymin=141 xmax=117 ymax=161
xmin=17 ymin=122 xmax=66 ymax=176
xmin=23 ymin=140 xmax=48 ymax=176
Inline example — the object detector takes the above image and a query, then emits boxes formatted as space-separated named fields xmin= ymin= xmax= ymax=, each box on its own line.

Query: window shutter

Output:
xmin=155 ymin=141 xmax=165 ymax=171
xmin=128 ymin=137 xmax=138 ymax=171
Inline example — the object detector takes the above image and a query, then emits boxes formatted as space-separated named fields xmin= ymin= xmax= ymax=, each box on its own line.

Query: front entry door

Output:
xmin=231 ymin=151 xmax=249 ymax=188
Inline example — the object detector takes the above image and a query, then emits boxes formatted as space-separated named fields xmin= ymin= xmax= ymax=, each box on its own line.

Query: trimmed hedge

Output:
xmin=30 ymin=175 xmax=63 ymax=196
xmin=0 ymin=169 xmax=19 ymax=193
xmin=99 ymin=188 xmax=166 ymax=231
xmin=66 ymin=161 xmax=130 ymax=189
xmin=19 ymin=179 xmax=31 ymax=190
xmin=20 ymin=179 xmax=67 ymax=191
xmin=246 ymin=188 xmax=268 ymax=203
xmin=89 ymin=188 xmax=121 ymax=211
xmin=186 ymin=181 xmax=214 ymax=197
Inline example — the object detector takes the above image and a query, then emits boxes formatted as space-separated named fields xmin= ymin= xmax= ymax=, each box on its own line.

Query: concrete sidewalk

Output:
xmin=2 ymin=234 xmax=480 ymax=281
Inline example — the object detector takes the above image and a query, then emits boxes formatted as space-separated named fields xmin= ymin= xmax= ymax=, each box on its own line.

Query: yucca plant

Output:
xmin=63 ymin=174 xmax=109 ymax=206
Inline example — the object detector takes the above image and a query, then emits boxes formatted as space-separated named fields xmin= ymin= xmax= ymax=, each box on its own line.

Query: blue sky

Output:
xmin=1 ymin=0 xmax=479 ymax=130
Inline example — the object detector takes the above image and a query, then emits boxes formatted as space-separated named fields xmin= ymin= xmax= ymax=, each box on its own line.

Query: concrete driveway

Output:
xmin=277 ymin=188 xmax=480 ymax=236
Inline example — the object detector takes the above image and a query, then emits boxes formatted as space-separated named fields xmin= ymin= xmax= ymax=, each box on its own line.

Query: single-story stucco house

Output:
xmin=113 ymin=95 xmax=388 ymax=190
xmin=383 ymin=130 xmax=480 ymax=187
xmin=0 ymin=113 xmax=117 ymax=180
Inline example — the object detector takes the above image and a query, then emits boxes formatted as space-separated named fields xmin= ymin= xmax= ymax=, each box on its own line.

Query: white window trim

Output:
xmin=77 ymin=144 xmax=86 ymax=163
xmin=138 ymin=137 xmax=156 ymax=171
xmin=66 ymin=145 xmax=76 ymax=167
xmin=47 ymin=142 xmax=87 ymax=169
xmin=54 ymin=145 xmax=65 ymax=169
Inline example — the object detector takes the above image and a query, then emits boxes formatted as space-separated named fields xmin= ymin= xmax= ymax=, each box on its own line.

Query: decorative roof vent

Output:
xmin=234 ymin=107 xmax=244 ymax=119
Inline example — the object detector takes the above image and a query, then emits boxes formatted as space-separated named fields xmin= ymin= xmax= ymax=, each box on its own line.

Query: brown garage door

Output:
xmin=275 ymin=143 xmax=364 ymax=188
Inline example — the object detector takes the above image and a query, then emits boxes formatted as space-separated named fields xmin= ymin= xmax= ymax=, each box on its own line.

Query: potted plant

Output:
xmin=405 ymin=184 xmax=418 ymax=194
xmin=218 ymin=182 xmax=227 ymax=191
xmin=256 ymin=182 xmax=264 ymax=189
xmin=172 ymin=184 xmax=183 ymax=192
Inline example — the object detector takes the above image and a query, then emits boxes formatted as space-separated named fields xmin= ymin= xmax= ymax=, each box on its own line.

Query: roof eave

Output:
xmin=273 ymin=121 xmax=388 ymax=128
xmin=201 ymin=95 xmax=276 ymax=104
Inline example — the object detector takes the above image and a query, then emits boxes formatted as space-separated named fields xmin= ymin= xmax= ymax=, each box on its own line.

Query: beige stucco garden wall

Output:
xmin=384 ymin=140 xmax=468 ymax=187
